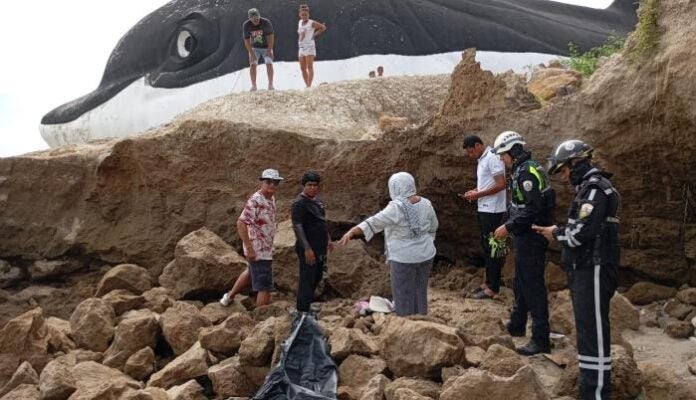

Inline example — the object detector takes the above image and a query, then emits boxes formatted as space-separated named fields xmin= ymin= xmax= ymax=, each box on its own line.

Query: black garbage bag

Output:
xmin=250 ymin=312 xmax=338 ymax=400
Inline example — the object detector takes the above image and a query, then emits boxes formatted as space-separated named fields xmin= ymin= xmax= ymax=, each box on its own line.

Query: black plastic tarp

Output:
xmin=250 ymin=313 xmax=338 ymax=400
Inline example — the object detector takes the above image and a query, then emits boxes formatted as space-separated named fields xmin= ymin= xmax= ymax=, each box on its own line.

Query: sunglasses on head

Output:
xmin=262 ymin=179 xmax=281 ymax=185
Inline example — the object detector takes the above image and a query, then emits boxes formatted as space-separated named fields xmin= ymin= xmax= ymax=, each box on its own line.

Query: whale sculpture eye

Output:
xmin=176 ymin=30 xmax=196 ymax=58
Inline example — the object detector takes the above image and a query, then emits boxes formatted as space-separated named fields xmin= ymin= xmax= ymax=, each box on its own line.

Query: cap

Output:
xmin=248 ymin=8 xmax=260 ymax=18
xmin=260 ymin=168 xmax=283 ymax=180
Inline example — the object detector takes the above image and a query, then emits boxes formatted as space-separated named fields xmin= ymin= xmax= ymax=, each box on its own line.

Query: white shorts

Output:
xmin=298 ymin=42 xmax=316 ymax=58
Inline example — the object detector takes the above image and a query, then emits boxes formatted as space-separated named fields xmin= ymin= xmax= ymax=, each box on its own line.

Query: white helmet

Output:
xmin=493 ymin=130 xmax=525 ymax=155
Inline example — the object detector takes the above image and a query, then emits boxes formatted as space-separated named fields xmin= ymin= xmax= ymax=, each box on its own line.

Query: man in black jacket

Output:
xmin=292 ymin=171 xmax=333 ymax=313
xmin=534 ymin=140 xmax=620 ymax=400
xmin=492 ymin=131 xmax=555 ymax=356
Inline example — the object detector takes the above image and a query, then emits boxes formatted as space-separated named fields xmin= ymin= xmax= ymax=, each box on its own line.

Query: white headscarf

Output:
xmin=388 ymin=172 xmax=421 ymax=238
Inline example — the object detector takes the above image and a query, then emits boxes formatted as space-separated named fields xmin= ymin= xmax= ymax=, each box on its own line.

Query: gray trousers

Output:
xmin=389 ymin=258 xmax=433 ymax=317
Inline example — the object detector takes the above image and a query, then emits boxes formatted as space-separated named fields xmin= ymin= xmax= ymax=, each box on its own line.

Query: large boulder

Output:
xmin=640 ymin=362 xmax=696 ymax=400
xmin=158 ymin=228 xmax=248 ymax=299
xmin=102 ymin=289 xmax=146 ymax=316
xmin=207 ymin=356 xmax=264 ymax=398
xmin=44 ymin=317 xmax=76 ymax=354
xmin=338 ymin=355 xmax=388 ymax=397
xmin=326 ymin=240 xmax=391 ymax=299
xmin=380 ymin=318 xmax=466 ymax=378
xmin=270 ymin=220 xmax=301 ymax=293
xmin=624 ymin=281 xmax=677 ymax=305
xmin=676 ymin=287 xmax=696 ymax=306
xmin=38 ymin=355 xmax=78 ymax=400
xmin=141 ymin=287 xmax=175 ymax=313
xmin=147 ymin=342 xmax=210 ymax=389
xmin=479 ymin=344 xmax=525 ymax=378
xmin=329 ymin=327 xmax=380 ymax=361
xmin=95 ymin=264 xmax=152 ymax=296
xmin=554 ymin=346 xmax=641 ymax=399
xmin=37 ymin=351 xmax=103 ymax=400
xmin=384 ymin=377 xmax=440 ymax=400
xmin=69 ymin=298 xmax=116 ymax=352
xmin=0 ymin=384 xmax=40 ymax=400
xmin=527 ymin=67 xmax=582 ymax=101
xmin=664 ymin=320 xmax=694 ymax=339
xmin=103 ymin=309 xmax=160 ymax=370
xmin=359 ymin=374 xmax=391 ymax=400
xmin=0 ymin=308 xmax=50 ymax=382
xmin=68 ymin=361 xmax=143 ymax=399
xmin=198 ymin=312 xmax=255 ymax=356
xmin=166 ymin=379 xmax=206 ymax=400
xmin=0 ymin=361 xmax=38 ymax=397
xmin=238 ymin=317 xmax=277 ymax=367
xmin=440 ymin=366 xmax=548 ymax=400
xmin=124 ymin=347 xmax=156 ymax=381
xmin=610 ymin=293 xmax=640 ymax=331
xmin=160 ymin=301 xmax=211 ymax=355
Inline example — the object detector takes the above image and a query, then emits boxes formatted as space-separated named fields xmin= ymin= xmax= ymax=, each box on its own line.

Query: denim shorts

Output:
xmin=249 ymin=260 xmax=274 ymax=291
xmin=251 ymin=47 xmax=273 ymax=65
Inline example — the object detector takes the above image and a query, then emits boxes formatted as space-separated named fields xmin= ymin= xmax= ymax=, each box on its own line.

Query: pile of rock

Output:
xmin=624 ymin=281 xmax=696 ymax=339
xmin=2 ymin=225 xmax=696 ymax=400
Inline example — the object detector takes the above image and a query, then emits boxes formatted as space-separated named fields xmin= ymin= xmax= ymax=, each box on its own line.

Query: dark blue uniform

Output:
xmin=505 ymin=152 xmax=555 ymax=347
xmin=553 ymin=166 xmax=620 ymax=400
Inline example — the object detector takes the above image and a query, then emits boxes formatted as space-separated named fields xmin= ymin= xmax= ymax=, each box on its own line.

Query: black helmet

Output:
xmin=547 ymin=140 xmax=593 ymax=175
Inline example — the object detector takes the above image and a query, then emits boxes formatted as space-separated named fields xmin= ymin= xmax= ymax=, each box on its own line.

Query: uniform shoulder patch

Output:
xmin=579 ymin=203 xmax=594 ymax=219
xmin=523 ymin=180 xmax=533 ymax=191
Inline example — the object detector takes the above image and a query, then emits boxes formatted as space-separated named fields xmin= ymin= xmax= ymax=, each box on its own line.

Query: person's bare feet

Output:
xmin=250 ymin=86 xmax=257 ymax=92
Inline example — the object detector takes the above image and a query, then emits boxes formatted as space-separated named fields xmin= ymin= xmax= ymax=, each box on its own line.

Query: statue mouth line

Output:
xmin=41 ymin=77 xmax=140 ymax=125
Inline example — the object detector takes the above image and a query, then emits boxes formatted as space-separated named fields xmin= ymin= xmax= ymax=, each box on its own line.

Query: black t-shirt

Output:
xmin=242 ymin=18 xmax=274 ymax=48
xmin=291 ymin=193 xmax=328 ymax=253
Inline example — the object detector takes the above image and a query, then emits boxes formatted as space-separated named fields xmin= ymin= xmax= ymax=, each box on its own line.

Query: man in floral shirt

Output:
xmin=221 ymin=168 xmax=282 ymax=307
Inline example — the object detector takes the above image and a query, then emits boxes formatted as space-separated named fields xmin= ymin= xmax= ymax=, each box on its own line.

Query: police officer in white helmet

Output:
xmin=492 ymin=131 xmax=556 ymax=356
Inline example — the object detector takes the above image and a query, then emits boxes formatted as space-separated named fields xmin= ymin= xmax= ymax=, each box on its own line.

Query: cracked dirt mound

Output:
xmin=177 ymin=75 xmax=450 ymax=140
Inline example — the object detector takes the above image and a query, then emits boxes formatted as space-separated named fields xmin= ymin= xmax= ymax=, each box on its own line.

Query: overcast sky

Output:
xmin=0 ymin=0 xmax=613 ymax=157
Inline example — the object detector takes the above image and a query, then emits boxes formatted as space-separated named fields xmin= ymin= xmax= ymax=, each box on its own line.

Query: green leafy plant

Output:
xmin=563 ymin=35 xmax=626 ymax=77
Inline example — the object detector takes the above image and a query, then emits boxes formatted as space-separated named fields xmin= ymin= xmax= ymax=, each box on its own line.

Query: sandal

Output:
xmin=471 ymin=289 xmax=496 ymax=300
xmin=470 ymin=285 xmax=487 ymax=295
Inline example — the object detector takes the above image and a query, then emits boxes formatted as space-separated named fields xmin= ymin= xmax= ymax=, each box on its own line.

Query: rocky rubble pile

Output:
xmin=2 ymin=0 xmax=696 ymax=398
xmin=1 ymin=226 xmax=696 ymax=400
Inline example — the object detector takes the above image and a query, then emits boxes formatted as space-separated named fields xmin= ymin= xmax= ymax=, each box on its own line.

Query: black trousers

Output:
xmin=509 ymin=231 xmax=550 ymax=344
xmin=477 ymin=211 xmax=505 ymax=292
xmin=296 ymin=249 xmax=326 ymax=312
xmin=568 ymin=264 xmax=617 ymax=400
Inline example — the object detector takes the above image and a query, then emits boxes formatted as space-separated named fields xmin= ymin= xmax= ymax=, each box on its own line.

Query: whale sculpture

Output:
xmin=40 ymin=0 xmax=637 ymax=146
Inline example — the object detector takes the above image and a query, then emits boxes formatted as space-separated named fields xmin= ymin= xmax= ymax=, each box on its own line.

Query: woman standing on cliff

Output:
xmin=338 ymin=172 xmax=438 ymax=316
xmin=297 ymin=4 xmax=327 ymax=88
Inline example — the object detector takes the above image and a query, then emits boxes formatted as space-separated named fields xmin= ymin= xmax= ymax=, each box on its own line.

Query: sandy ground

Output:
xmin=624 ymin=326 xmax=696 ymax=380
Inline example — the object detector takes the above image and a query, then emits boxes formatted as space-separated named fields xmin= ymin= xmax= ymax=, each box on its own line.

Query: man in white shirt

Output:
xmin=461 ymin=134 xmax=507 ymax=299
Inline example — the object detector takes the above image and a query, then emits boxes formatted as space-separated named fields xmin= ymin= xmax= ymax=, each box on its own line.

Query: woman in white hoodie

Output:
xmin=297 ymin=5 xmax=326 ymax=88
xmin=339 ymin=172 xmax=438 ymax=316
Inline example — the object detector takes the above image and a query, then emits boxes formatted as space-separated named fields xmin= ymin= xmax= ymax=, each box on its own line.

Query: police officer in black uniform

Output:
xmin=534 ymin=140 xmax=620 ymax=400
xmin=492 ymin=131 xmax=556 ymax=356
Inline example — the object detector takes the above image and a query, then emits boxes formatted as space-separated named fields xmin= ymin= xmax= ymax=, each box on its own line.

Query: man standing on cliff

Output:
xmin=243 ymin=8 xmax=275 ymax=91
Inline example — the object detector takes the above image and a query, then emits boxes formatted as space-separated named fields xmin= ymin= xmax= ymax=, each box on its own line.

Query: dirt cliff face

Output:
xmin=0 ymin=0 xmax=694 ymax=286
